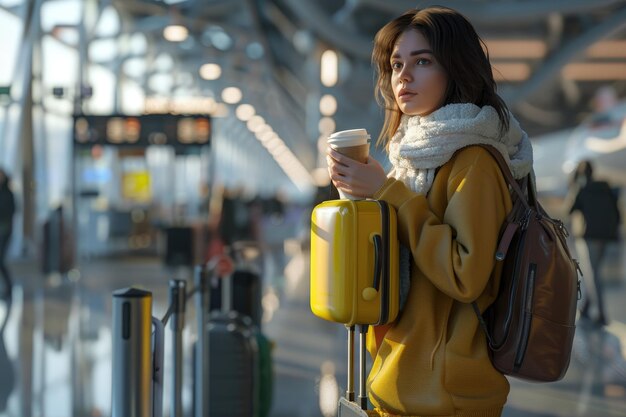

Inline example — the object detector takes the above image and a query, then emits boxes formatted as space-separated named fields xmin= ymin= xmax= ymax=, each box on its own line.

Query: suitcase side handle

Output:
xmin=376 ymin=200 xmax=391 ymax=325
xmin=363 ymin=199 xmax=392 ymax=325
xmin=363 ymin=234 xmax=383 ymax=302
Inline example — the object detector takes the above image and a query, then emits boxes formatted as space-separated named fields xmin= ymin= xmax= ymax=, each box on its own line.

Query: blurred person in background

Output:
xmin=568 ymin=160 xmax=621 ymax=326
xmin=0 ymin=169 xmax=15 ymax=300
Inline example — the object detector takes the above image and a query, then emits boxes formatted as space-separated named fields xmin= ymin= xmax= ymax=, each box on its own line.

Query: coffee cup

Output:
xmin=328 ymin=129 xmax=370 ymax=163
xmin=327 ymin=129 xmax=371 ymax=199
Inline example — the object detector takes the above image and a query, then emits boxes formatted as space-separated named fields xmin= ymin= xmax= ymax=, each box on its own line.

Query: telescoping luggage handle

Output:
xmin=345 ymin=324 xmax=369 ymax=410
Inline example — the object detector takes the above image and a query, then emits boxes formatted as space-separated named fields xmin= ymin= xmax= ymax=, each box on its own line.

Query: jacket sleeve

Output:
xmin=373 ymin=149 xmax=511 ymax=303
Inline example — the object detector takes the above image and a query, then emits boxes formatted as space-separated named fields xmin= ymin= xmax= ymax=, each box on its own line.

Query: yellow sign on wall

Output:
xmin=122 ymin=171 xmax=152 ymax=202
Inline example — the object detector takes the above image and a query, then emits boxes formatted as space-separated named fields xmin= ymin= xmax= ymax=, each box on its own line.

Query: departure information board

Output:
xmin=73 ymin=114 xmax=211 ymax=149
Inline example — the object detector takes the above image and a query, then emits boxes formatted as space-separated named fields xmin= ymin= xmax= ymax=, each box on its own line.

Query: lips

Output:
xmin=397 ymin=89 xmax=416 ymax=101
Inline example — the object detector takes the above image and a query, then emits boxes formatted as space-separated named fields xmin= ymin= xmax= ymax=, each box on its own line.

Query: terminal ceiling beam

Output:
xmin=113 ymin=0 xmax=248 ymax=25
xmin=278 ymin=0 xmax=626 ymax=60
xmin=279 ymin=0 xmax=373 ymax=60
xmin=357 ymin=0 xmax=626 ymax=24
xmin=502 ymin=6 xmax=626 ymax=105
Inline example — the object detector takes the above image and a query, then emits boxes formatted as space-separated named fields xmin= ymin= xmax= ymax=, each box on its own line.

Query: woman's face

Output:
xmin=390 ymin=29 xmax=448 ymax=117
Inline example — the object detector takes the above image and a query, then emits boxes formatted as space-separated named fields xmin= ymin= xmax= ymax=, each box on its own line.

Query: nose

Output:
xmin=398 ymin=66 xmax=412 ymax=85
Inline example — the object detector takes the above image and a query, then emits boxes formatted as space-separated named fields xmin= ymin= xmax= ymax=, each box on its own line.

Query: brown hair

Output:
xmin=372 ymin=6 xmax=509 ymax=148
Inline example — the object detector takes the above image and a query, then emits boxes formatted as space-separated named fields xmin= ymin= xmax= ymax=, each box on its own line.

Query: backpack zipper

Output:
xmin=494 ymin=208 xmax=532 ymax=349
xmin=520 ymin=209 xmax=532 ymax=230
xmin=512 ymin=211 xmax=534 ymax=369
xmin=495 ymin=209 xmax=531 ymax=261
xmin=514 ymin=264 xmax=536 ymax=370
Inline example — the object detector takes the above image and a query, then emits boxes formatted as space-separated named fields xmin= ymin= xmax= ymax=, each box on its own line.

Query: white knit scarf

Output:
xmin=388 ymin=103 xmax=533 ymax=194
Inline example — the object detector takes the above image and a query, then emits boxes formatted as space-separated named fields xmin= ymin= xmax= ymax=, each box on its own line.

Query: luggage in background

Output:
xmin=254 ymin=330 xmax=273 ymax=417
xmin=310 ymin=199 xmax=400 ymax=326
xmin=194 ymin=269 xmax=259 ymax=417
xmin=209 ymin=270 xmax=263 ymax=327
xmin=192 ymin=311 xmax=273 ymax=417
xmin=205 ymin=311 xmax=259 ymax=417
xmin=195 ymin=258 xmax=273 ymax=417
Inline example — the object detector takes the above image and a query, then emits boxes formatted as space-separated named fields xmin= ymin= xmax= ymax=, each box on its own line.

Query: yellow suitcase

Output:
xmin=310 ymin=199 xmax=400 ymax=326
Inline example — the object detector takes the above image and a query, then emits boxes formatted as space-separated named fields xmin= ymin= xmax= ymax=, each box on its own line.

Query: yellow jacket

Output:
xmin=367 ymin=146 xmax=513 ymax=417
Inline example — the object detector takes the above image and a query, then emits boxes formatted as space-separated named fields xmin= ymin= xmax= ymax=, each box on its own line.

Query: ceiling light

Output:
xmin=163 ymin=24 xmax=188 ymax=42
xmin=317 ymin=135 xmax=328 ymax=153
xmin=199 ymin=63 xmax=221 ymax=80
xmin=319 ymin=94 xmax=337 ymax=116
xmin=321 ymin=49 xmax=338 ymax=87
xmin=318 ymin=117 xmax=336 ymax=135
xmin=269 ymin=143 xmax=288 ymax=156
xmin=257 ymin=131 xmax=276 ymax=143
xmin=264 ymin=137 xmax=282 ymax=149
xmin=273 ymin=153 xmax=315 ymax=191
xmin=247 ymin=115 xmax=265 ymax=131
xmin=255 ymin=124 xmax=273 ymax=137
xmin=221 ymin=87 xmax=242 ymax=104
xmin=236 ymin=103 xmax=255 ymax=121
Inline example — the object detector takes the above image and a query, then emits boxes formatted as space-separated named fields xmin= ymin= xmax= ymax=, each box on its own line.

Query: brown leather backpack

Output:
xmin=473 ymin=145 xmax=581 ymax=382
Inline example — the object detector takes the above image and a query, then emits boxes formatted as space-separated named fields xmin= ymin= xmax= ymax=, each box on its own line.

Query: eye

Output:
xmin=416 ymin=58 xmax=431 ymax=65
xmin=391 ymin=61 xmax=403 ymax=70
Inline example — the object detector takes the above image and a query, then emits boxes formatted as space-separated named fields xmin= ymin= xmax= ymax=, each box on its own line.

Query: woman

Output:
xmin=0 ymin=169 xmax=15 ymax=299
xmin=327 ymin=7 xmax=533 ymax=417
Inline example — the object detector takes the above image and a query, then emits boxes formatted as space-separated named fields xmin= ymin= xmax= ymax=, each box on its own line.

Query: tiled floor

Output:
xmin=0 ymin=239 xmax=625 ymax=417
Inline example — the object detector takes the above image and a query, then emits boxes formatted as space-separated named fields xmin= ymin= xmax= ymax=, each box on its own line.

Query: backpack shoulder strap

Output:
xmin=475 ymin=145 xmax=532 ymax=208
xmin=471 ymin=302 xmax=494 ymax=347
xmin=470 ymin=145 xmax=532 ymax=343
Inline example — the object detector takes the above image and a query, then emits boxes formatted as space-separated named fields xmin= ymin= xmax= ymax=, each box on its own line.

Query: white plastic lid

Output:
xmin=327 ymin=128 xmax=370 ymax=146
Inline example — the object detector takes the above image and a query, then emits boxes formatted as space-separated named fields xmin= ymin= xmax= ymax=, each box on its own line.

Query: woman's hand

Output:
xmin=327 ymin=148 xmax=387 ymax=199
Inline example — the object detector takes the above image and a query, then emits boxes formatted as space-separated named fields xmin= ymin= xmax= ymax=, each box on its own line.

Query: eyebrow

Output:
xmin=391 ymin=49 xmax=433 ymax=59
